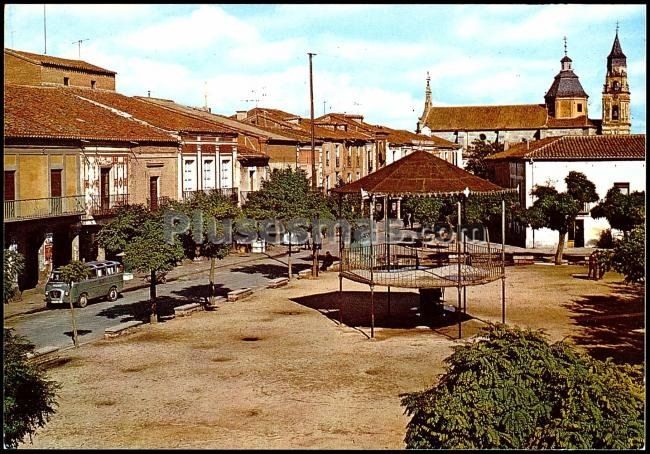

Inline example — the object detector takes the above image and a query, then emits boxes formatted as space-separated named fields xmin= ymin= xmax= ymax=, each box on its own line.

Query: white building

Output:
xmin=486 ymin=134 xmax=646 ymax=248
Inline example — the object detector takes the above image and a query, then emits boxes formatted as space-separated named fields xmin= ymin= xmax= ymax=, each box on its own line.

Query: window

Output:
xmin=220 ymin=158 xmax=232 ymax=188
xmin=184 ymin=159 xmax=196 ymax=191
xmin=91 ymin=80 xmax=96 ymax=89
xmin=326 ymin=148 xmax=330 ymax=167
xmin=612 ymin=105 xmax=619 ymax=120
xmin=356 ymin=147 xmax=361 ymax=166
xmin=613 ymin=81 xmax=620 ymax=90
xmin=577 ymin=103 xmax=583 ymax=113
xmin=63 ymin=77 xmax=69 ymax=86
xmin=347 ymin=173 xmax=352 ymax=183
xmin=614 ymin=182 xmax=630 ymax=195
xmin=347 ymin=147 xmax=352 ymax=167
xmin=335 ymin=145 xmax=340 ymax=168
xmin=203 ymin=159 xmax=214 ymax=189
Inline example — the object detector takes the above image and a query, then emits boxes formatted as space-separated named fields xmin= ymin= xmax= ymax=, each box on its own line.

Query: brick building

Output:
xmin=4 ymin=48 xmax=116 ymax=90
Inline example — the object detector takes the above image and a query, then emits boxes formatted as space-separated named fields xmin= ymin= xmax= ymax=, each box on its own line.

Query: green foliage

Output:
xmin=590 ymin=188 xmax=645 ymax=236
xmin=169 ymin=191 xmax=241 ymax=260
xmin=464 ymin=139 xmax=504 ymax=179
xmin=596 ymin=229 xmax=614 ymax=249
xmin=565 ymin=171 xmax=599 ymax=205
xmin=401 ymin=325 xmax=645 ymax=449
xmin=3 ymin=329 xmax=59 ymax=448
xmin=525 ymin=186 xmax=579 ymax=234
xmin=243 ymin=167 xmax=333 ymax=222
xmin=610 ymin=226 xmax=645 ymax=284
xmin=3 ymin=249 xmax=25 ymax=303
xmin=96 ymin=204 xmax=152 ymax=253
xmin=124 ymin=218 xmax=184 ymax=275
xmin=403 ymin=197 xmax=447 ymax=226
xmin=57 ymin=260 xmax=91 ymax=285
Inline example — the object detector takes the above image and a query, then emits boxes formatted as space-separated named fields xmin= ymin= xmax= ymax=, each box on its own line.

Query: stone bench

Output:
xmin=513 ymin=255 xmax=535 ymax=265
xmin=104 ymin=320 xmax=144 ymax=339
xmin=26 ymin=345 xmax=59 ymax=360
xmin=267 ymin=277 xmax=289 ymax=289
xmin=227 ymin=288 xmax=253 ymax=302
xmin=297 ymin=269 xmax=313 ymax=279
xmin=205 ymin=296 xmax=226 ymax=311
xmin=174 ymin=302 xmax=202 ymax=317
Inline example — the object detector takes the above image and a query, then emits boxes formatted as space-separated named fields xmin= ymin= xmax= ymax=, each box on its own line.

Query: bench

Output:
xmin=174 ymin=303 xmax=202 ymax=317
xmin=297 ymin=269 xmax=312 ymax=279
xmin=227 ymin=288 xmax=253 ymax=302
xmin=267 ymin=277 xmax=289 ymax=289
xmin=104 ymin=320 xmax=144 ymax=339
xmin=513 ymin=255 xmax=535 ymax=265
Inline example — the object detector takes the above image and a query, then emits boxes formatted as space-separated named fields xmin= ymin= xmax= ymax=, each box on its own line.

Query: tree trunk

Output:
xmin=149 ymin=269 xmax=157 ymax=324
xmin=288 ymin=236 xmax=293 ymax=280
xmin=555 ymin=231 xmax=566 ymax=265
xmin=68 ymin=292 xmax=79 ymax=348
xmin=209 ymin=257 xmax=216 ymax=304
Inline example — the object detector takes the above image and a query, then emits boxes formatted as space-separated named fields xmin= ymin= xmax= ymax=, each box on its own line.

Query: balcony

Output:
xmin=4 ymin=195 xmax=86 ymax=222
xmin=182 ymin=188 xmax=239 ymax=204
xmin=88 ymin=193 xmax=130 ymax=216
xmin=145 ymin=196 xmax=172 ymax=211
xmin=579 ymin=202 xmax=593 ymax=215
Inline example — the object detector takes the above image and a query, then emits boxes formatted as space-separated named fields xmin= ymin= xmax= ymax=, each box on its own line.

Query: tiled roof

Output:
xmin=4 ymin=84 xmax=175 ymax=143
xmin=69 ymin=89 xmax=235 ymax=135
xmin=332 ymin=150 xmax=510 ymax=196
xmin=545 ymin=115 xmax=599 ymax=129
xmin=486 ymin=134 xmax=646 ymax=161
xmin=372 ymin=125 xmax=459 ymax=148
xmin=545 ymin=69 xmax=589 ymax=99
xmin=423 ymin=104 xmax=550 ymax=131
xmin=5 ymin=48 xmax=116 ymax=75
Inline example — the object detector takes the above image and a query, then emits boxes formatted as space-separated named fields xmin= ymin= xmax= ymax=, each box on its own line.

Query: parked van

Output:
xmin=45 ymin=260 xmax=124 ymax=308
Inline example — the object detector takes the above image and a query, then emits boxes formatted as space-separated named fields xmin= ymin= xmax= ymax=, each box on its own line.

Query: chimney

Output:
xmin=236 ymin=110 xmax=247 ymax=121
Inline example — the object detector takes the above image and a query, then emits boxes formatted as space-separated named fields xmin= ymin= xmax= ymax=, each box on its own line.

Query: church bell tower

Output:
xmin=602 ymin=25 xmax=631 ymax=135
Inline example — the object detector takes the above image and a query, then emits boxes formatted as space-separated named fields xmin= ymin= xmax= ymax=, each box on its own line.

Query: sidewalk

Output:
xmin=3 ymin=245 xmax=295 ymax=321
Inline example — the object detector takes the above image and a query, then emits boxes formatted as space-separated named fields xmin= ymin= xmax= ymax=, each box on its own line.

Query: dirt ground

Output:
xmin=25 ymin=264 xmax=644 ymax=449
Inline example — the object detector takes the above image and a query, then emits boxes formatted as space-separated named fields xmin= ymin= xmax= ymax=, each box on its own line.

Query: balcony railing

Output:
xmin=146 ymin=196 xmax=172 ymax=211
xmin=88 ymin=193 xmax=130 ymax=216
xmin=4 ymin=195 xmax=86 ymax=222
xmin=579 ymin=202 xmax=593 ymax=215
xmin=183 ymin=188 xmax=239 ymax=204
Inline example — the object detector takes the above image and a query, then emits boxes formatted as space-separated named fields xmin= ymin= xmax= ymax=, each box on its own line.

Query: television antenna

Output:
xmin=72 ymin=38 xmax=90 ymax=59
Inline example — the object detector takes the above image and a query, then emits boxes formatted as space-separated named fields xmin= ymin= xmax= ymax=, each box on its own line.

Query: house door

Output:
xmin=574 ymin=219 xmax=585 ymax=248
xmin=50 ymin=169 xmax=62 ymax=214
xmin=149 ymin=176 xmax=159 ymax=211
xmin=4 ymin=171 xmax=15 ymax=218
xmin=249 ymin=169 xmax=255 ymax=191
xmin=100 ymin=168 xmax=110 ymax=210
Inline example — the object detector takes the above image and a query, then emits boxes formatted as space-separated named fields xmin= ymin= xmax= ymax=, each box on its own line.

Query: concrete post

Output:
xmin=71 ymin=235 xmax=80 ymax=261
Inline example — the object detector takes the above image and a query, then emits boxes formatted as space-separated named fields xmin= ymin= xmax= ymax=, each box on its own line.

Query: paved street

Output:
xmin=4 ymin=249 xmax=317 ymax=351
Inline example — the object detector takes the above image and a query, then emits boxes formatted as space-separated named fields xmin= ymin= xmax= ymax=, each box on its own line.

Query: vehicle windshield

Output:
xmin=49 ymin=271 xmax=65 ymax=283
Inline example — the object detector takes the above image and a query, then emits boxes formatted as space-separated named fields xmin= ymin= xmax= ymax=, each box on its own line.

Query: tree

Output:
xmin=403 ymin=197 xmax=447 ymax=228
xmin=243 ymin=168 xmax=333 ymax=277
xmin=401 ymin=324 xmax=644 ymax=449
xmin=96 ymin=204 xmax=152 ymax=255
xmin=170 ymin=191 xmax=240 ymax=304
xmin=590 ymin=187 xmax=645 ymax=239
xmin=3 ymin=329 xmax=59 ymax=448
xmin=57 ymin=261 xmax=91 ymax=348
xmin=124 ymin=218 xmax=184 ymax=323
xmin=4 ymin=249 xmax=25 ymax=303
xmin=525 ymin=172 xmax=598 ymax=264
xmin=464 ymin=138 xmax=504 ymax=180
xmin=610 ymin=226 xmax=645 ymax=284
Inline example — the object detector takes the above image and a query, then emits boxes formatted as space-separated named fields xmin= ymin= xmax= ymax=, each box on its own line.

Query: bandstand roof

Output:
xmin=331 ymin=150 xmax=513 ymax=197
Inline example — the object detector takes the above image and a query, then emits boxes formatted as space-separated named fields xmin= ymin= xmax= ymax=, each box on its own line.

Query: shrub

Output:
xmin=3 ymin=249 xmax=25 ymax=303
xmin=610 ymin=227 xmax=645 ymax=284
xmin=401 ymin=324 xmax=644 ymax=449
xmin=3 ymin=329 xmax=59 ymax=448
xmin=596 ymin=229 xmax=614 ymax=249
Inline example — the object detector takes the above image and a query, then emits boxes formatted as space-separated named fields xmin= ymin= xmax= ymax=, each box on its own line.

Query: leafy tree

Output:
xmin=57 ymin=261 xmax=91 ymax=348
xmin=610 ymin=226 xmax=645 ymax=284
xmin=591 ymin=188 xmax=645 ymax=239
xmin=464 ymin=138 xmax=504 ymax=179
xmin=124 ymin=218 xmax=184 ymax=323
xmin=170 ymin=191 xmax=240 ymax=304
xmin=243 ymin=168 xmax=333 ymax=276
xmin=524 ymin=172 xmax=598 ymax=264
xmin=401 ymin=324 xmax=644 ymax=450
xmin=4 ymin=249 xmax=25 ymax=303
xmin=96 ymin=204 xmax=152 ymax=254
xmin=403 ymin=197 xmax=447 ymax=227
xmin=3 ymin=329 xmax=59 ymax=448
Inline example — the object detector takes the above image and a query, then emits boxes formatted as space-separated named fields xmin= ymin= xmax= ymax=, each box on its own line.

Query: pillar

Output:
xmin=396 ymin=198 xmax=402 ymax=220
xmin=71 ymin=234 xmax=80 ymax=261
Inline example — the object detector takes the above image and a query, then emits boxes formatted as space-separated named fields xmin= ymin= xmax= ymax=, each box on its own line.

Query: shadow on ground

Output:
xmin=172 ymin=283 xmax=232 ymax=300
xmin=291 ymin=290 xmax=482 ymax=340
xmin=230 ymin=263 xmax=310 ymax=279
xmin=564 ymin=281 xmax=644 ymax=365
xmin=96 ymin=297 xmax=196 ymax=323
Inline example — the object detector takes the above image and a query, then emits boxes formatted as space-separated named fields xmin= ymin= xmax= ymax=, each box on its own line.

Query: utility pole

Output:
xmin=308 ymin=52 xmax=317 ymax=191
xmin=72 ymin=38 xmax=90 ymax=59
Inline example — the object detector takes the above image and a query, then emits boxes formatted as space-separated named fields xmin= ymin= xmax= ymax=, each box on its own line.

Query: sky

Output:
xmin=4 ymin=4 xmax=647 ymax=133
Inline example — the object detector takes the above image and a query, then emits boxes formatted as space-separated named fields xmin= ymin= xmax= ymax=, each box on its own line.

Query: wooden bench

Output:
xmin=513 ymin=255 xmax=535 ymax=265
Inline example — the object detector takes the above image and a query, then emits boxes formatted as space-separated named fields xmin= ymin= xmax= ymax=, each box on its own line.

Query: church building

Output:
xmin=416 ymin=31 xmax=632 ymax=150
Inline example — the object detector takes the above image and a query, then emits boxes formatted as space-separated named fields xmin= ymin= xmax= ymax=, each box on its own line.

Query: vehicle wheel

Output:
xmin=77 ymin=294 xmax=88 ymax=308
xmin=107 ymin=287 xmax=118 ymax=302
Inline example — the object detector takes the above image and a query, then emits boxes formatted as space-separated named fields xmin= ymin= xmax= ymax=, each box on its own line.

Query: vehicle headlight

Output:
xmin=64 ymin=291 xmax=69 ymax=296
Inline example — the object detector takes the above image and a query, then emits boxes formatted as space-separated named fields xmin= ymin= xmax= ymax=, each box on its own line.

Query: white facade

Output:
xmin=524 ymin=159 xmax=646 ymax=248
